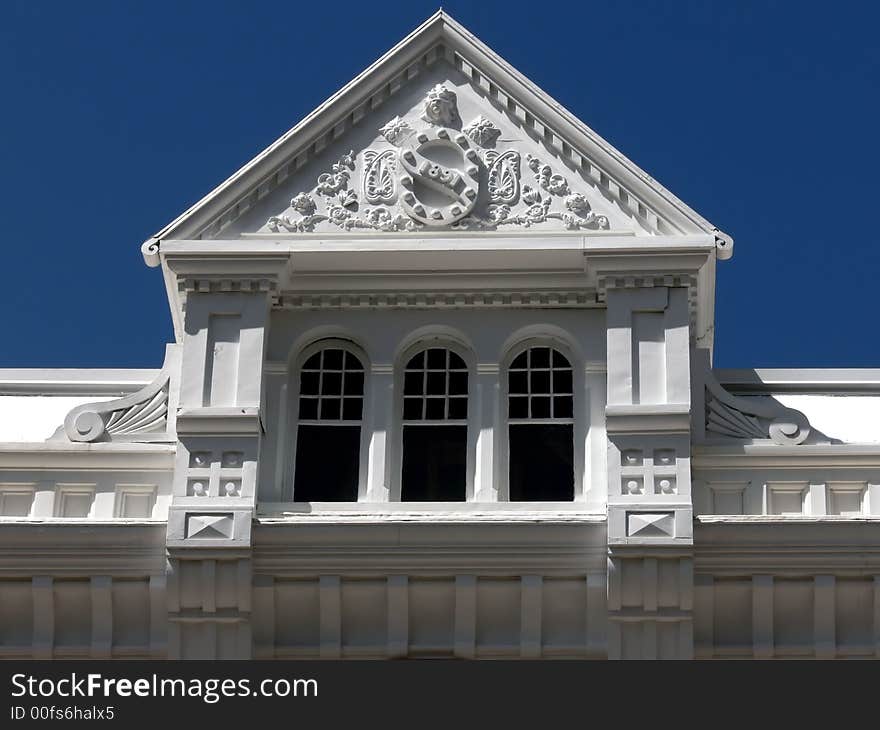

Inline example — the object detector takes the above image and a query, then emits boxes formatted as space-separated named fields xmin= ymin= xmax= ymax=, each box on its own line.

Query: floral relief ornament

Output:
xmin=463 ymin=116 xmax=501 ymax=147
xmin=526 ymin=154 xmax=569 ymax=195
xmin=455 ymin=184 xmax=608 ymax=231
xmin=380 ymin=116 xmax=414 ymax=146
xmin=291 ymin=192 xmax=316 ymax=216
xmin=266 ymin=191 xmax=328 ymax=232
xmin=316 ymin=150 xmax=356 ymax=195
xmin=264 ymin=148 xmax=423 ymax=232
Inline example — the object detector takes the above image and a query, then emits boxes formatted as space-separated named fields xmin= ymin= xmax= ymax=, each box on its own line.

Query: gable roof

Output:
xmin=145 ymin=10 xmax=732 ymax=254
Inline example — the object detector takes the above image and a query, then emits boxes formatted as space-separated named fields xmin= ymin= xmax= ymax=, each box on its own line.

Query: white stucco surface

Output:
xmin=773 ymin=395 xmax=880 ymax=444
xmin=0 ymin=396 xmax=114 ymax=442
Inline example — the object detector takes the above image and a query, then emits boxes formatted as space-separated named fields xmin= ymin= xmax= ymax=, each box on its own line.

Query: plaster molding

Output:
xmin=692 ymin=443 xmax=880 ymax=469
xmin=276 ymin=289 xmax=597 ymax=310
xmin=716 ymin=368 xmax=880 ymax=395
xmin=175 ymin=407 xmax=263 ymax=436
xmin=702 ymin=366 xmax=812 ymax=446
xmin=252 ymin=520 xmax=607 ymax=575
xmin=694 ymin=519 xmax=880 ymax=574
xmin=605 ymin=404 xmax=691 ymax=434
xmin=58 ymin=346 xmax=179 ymax=444
xmin=0 ymin=369 xmax=157 ymax=397
xmin=0 ymin=523 xmax=167 ymax=575
xmin=0 ymin=442 xmax=175 ymax=470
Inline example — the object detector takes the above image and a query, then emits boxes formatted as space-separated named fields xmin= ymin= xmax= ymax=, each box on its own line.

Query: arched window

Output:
xmin=507 ymin=345 xmax=574 ymax=501
xmin=400 ymin=347 xmax=468 ymax=501
xmin=293 ymin=345 xmax=365 ymax=501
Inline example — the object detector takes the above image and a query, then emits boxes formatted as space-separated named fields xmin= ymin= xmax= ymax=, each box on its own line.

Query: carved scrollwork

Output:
xmin=703 ymin=369 xmax=811 ymax=446
xmin=61 ymin=356 xmax=175 ymax=443
xmin=363 ymin=150 xmax=397 ymax=204
xmin=485 ymin=150 xmax=521 ymax=205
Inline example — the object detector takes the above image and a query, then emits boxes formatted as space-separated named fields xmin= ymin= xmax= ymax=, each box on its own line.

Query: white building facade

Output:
xmin=2 ymin=12 xmax=879 ymax=660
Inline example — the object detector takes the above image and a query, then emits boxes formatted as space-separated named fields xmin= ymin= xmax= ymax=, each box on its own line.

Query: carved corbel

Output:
xmin=58 ymin=347 xmax=177 ymax=443
xmin=702 ymin=367 xmax=811 ymax=446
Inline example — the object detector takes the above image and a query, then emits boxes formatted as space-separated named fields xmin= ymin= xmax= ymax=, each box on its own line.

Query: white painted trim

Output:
xmin=0 ymin=443 xmax=175 ymax=470
xmin=717 ymin=368 xmax=880 ymax=394
xmin=0 ymin=370 xmax=158 ymax=396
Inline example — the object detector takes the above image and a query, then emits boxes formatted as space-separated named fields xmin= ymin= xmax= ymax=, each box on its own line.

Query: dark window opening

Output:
xmin=401 ymin=347 xmax=469 ymax=501
xmin=507 ymin=346 xmax=575 ymax=501
xmin=294 ymin=425 xmax=360 ymax=501
xmin=508 ymin=424 xmax=573 ymax=501
xmin=293 ymin=346 xmax=364 ymax=501
xmin=401 ymin=425 xmax=467 ymax=501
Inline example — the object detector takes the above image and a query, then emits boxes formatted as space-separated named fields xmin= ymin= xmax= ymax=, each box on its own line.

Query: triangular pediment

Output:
xmin=148 ymin=11 xmax=730 ymax=246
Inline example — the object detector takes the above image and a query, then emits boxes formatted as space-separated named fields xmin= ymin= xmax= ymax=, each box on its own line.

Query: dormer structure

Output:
xmin=2 ymin=12 xmax=879 ymax=661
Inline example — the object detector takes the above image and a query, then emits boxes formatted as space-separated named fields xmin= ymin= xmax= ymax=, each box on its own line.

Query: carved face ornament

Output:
xmin=422 ymin=84 xmax=459 ymax=127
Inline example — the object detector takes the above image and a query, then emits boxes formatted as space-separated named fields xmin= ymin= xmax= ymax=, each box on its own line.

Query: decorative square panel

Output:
xmin=621 ymin=449 xmax=643 ymax=467
xmin=709 ymin=483 xmax=746 ymax=515
xmin=653 ymin=449 xmax=676 ymax=468
xmin=626 ymin=512 xmax=675 ymax=538
xmin=828 ymin=484 xmax=865 ymax=516
xmin=0 ymin=488 xmax=34 ymax=517
xmin=656 ymin=476 xmax=677 ymax=495
xmin=768 ymin=484 xmax=806 ymax=515
xmin=622 ymin=477 xmax=644 ymax=495
xmin=187 ymin=479 xmax=209 ymax=497
xmin=186 ymin=513 xmax=234 ymax=539
xmin=55 ymin=487 xmax=95 ymax=518
xmin=115 ymin=486 xmax=156 ymax=519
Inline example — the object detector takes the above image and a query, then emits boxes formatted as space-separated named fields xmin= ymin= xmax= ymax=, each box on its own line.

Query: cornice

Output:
xmin=254 ymin=506 xmax=607 ymax=523
xmin=692 ymin=443 xmax=880 ymax=469
xmin=605 ymin=403 xmax=691 ymax=435
xmin=694 ymin=518 xmax=880 ymax=574
xmin=175 ymin=407 xmax=263 ymax=436
xmin=252 ymin=517 xmax=607 ymax=575
xmin=0 ymin=370 xmax=157 ymax=397
xmin=277 ymin=289 xmax=598 ymax=310
xmin=0 ymin=523 xmax=167 ymax=575
xmin=716 ymin=368 xmax=880 ymax=395
xmin=0 ymin=443 xmax=175 ymax=471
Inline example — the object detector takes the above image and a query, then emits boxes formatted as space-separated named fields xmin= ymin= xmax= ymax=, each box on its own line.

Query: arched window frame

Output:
xmin=391 ymin=337 xmax=476 ymax=502
xmin=285 ymin=338 xmax=371 ymax=502
xmin=499 ymin=336 xmax=587 ymax=502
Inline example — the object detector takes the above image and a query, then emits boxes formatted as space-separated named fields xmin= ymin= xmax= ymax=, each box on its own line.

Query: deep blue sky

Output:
xmin=2 ymin=1 xmax=878 ymax=368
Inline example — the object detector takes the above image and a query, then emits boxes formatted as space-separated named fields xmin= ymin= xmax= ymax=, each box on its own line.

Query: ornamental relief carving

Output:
xmin=264 ymin=84 xmax=610 ymax=234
